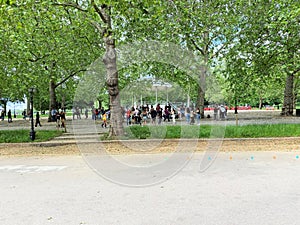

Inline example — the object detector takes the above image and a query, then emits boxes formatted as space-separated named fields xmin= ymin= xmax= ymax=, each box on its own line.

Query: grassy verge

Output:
xmin=123 ymin=124 xmax=300 ymax=139
xmin=0 ymin=130 xmax=62 ymax=143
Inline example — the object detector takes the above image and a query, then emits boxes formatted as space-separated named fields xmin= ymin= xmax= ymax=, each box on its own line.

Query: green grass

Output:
xmin=0 ymin=130 xmax=62 ymax=143
xmin=123 ymin=124 xmax=300 ymax=139
xmin=225 ymin=124 xmax=300 ymax=138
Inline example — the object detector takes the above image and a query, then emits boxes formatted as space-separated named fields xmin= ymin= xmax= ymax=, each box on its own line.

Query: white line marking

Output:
xmin=0 ymin=165 xmax=67 ymax=173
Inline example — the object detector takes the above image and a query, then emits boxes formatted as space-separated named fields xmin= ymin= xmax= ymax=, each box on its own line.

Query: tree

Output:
xmin=224 ymin=0 xmax=300 ymax=115
xmin=0 ymin=1 xmax=101 ymax=118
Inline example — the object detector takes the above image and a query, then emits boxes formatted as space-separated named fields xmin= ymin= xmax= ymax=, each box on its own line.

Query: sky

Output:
xmin=0 ymin=100 xmax=27 ymax=113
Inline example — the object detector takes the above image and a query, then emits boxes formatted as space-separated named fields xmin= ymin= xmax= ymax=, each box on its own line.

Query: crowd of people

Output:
xmin=71 ymin=106 xmax=110 ymax=128
xmin=213 ymin=104 xmax=228 ymax=121
xmin=50 ymin=108 xmax=67 ymax=131
xmin=123 ymin=103 xmax=202 ymax=126
xmin=0 ymin=103 xmax=229 ymax=129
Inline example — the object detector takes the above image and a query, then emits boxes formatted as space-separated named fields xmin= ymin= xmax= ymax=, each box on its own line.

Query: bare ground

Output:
xmin=1 ymin=137 xmax=300 ymax=157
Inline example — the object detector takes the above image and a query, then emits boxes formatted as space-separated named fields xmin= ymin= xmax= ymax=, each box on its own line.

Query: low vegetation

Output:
xmin=123 ymin=124 xmax=300 ymax=139
xmin=0 ymin=130 xmax=62 ymax=143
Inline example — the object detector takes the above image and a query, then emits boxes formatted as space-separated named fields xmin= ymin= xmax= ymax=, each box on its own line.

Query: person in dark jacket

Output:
xmin=7 ymin=109 xmax=12 ymax=123
xmin=35 ymin=112 xmax=42 ymax=127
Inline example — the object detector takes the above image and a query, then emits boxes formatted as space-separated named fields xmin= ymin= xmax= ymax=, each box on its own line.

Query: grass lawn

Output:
xmin=123 ymin=124 xmax=300 ymax=139
xmin=0 ymin=130 xmax=62 ymax=143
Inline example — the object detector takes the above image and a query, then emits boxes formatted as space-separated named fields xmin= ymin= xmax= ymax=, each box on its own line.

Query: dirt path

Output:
xmin=1 ymin=137 xmax=299 ymax=157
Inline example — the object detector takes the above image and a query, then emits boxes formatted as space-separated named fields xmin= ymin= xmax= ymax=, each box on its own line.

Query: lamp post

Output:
xmin=28 ymin=87 xmax=36 ymax=141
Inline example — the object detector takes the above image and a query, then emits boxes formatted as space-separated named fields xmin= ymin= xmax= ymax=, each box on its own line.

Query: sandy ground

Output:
xmin=1 ymin=137 xmax=300 ymax=157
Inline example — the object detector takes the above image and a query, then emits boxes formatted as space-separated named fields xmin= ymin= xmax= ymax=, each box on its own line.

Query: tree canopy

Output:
xmin=1 ymin=0 xmax=299 ymax=135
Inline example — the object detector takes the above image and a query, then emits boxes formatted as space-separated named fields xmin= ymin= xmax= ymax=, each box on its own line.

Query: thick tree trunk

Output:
xmin=103 ymin=38 xmax=124 ymax=137
xmin=90 ymin=3 xmax=124 ymax=136
xmin=197 ymin=57 xmax=208 ymax=119
xmin=282 ymin=73 xmax=294 ymax=116
xmin=196 ymin=33 xmax=209 ymax=119
xmin=197 ymin=85 xmax=205 ymax=118
xmin=48 ymin=79 xmax=57 ymax=121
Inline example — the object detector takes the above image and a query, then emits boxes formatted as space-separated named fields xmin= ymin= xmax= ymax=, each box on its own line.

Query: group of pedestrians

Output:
xmin=213 ymin=104 xmax=227 ymax=121
xmin=125 ymin=104 xmax=171 ymax=126
xmin=0 ymin=109 xmax=15 ymax=123
xmin=124 ymin=103 xmax=202 ymax=126
xmin=50 ymin=108 xmax=67 ymax=131
xmin=182 ymin=107 xmax=201 ymax=125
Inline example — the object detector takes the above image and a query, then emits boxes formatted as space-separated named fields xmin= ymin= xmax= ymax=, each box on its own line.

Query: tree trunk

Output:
xmin=48 ymin=79 xmax=57 ymax=121
xmin=98 ymin=99 xmax=102 ymax=109
xmin=197 ymin=56 xmax=208 ymax=119
xmin=61 ymin=94 xmax=65 ymax=111
xmin=103 ymin=37 xmax=124 ymax=137
xmin=259 ymin=96 xmax=263 ymax=109
xmin=282 ymin=73 xmax=294 ymax=116
xmin=197 ymin=84 xmax=205 ymax=118
xmin=26 ymin=96 xmax=30 ymax=115
xmin=196 ymin=32 xmax=209 ymax=119
xmin=3 ymin=100 xmax=7 ymax=116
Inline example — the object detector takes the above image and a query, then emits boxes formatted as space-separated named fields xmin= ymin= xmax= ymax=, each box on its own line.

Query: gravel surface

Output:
xmin=1 ymin=137 xmax=300 ymax=157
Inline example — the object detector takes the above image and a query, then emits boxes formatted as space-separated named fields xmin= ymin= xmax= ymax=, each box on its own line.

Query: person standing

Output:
xmin=220 ymin=105 xmax=226 ymax=120
xmin=213 ymin=105 xmax=219 ymax=121
xmin=101 ymin=112 xmax=107 ymax=128
xmin=150 ymin=106 xmax=157 ymax=125
xmin=171 ymin=108 xmax=176 ymax=125
xmin=1 ymin=110 xmax=4 ymax=121
xmin=60 ymin=110 xmax=67 ymax=132
xmin=141 ymin=109 xmax=148 ymax=125
xmin=35 ymin=112 xmax=42 ymax=127
xmin=185 ymin=107 xmax=191 ymax=124
xmin=56 ymin=111 xmax=61 ymax=128
xmin=164 ymin=107 xmax=170 ymax=122
xmin=157 ymin=108 xmax=162 ymax=125
xmin=51 ymin=108 xmax=57 ymax=122
xmin=7 ymin=109 xmax=12 ymax=123
xmin=85 ymin=109 xmax=88 ymax=119
xmin=126 ymin=108 xmax=131 ymax=126
xmin=190 ymin=110 xmax=195 ymax=125
xmin=196 ymin=107 xmax=201 ymax=125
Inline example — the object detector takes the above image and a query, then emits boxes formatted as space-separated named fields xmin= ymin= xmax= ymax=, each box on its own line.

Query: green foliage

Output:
xmin=1 ymin=0 xmax=299 ymax=118
xmin=0 ymin=129 xmax=62 ymax=143
xmin=0 ymin=0 xmax=102 ymax=106
xmin=224 ymin=0 xmax=300 ymax=107
xmin=119 ymin=123 xmax=300 ymax=140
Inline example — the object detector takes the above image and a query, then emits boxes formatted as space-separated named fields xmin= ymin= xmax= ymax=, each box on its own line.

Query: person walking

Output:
xmin=22 ymin=109 xmax=27 ymax=120
xmin=35 ymin=112 xmax=42 ymax=127
xmin=7 ymin=109 xmax=12 ymax=123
